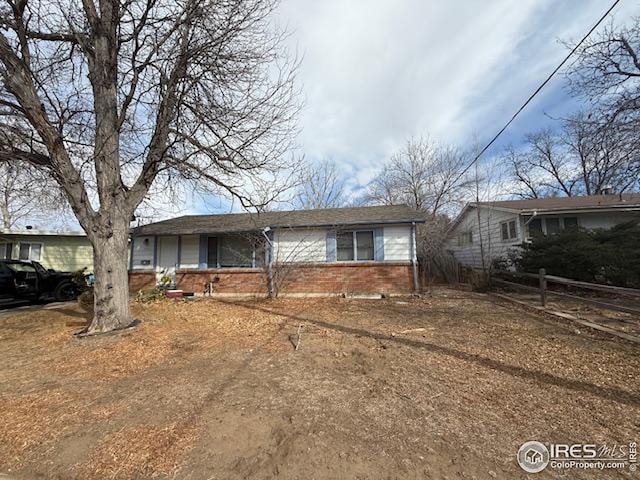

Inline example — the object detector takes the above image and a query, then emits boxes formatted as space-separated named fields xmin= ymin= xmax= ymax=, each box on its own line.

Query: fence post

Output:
xmin=539 ymin=268 xmax=547 ymax=307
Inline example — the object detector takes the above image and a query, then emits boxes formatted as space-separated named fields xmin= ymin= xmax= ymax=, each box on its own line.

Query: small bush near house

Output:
xmin=77 ymin=288 xmax=94 ymax=311
xmin=510 ymin=221 xmax=640 ymax=288
xmin=135 ymin=288 xmax=167 ymax=302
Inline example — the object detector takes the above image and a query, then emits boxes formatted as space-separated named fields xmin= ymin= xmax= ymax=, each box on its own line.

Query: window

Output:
xmin=220 ymin=235 xmax=253 ymax=267
xmin=218 ymin=234 xmax=265 ymax=268
xmin=527 ymin=217 xmax=577 ymax=238
xmin=546 ymin=217 xmax=560 ymax=235
xmin=356 ymin=231 xmax=374 ymax=260
xmin=18 ymin=242 xmax=42 ymax=261
xmin=500 ymin=220 xmax=518 ymax=241
xmin=336 ymin=231 xmax=354 ymax=261
xmin=336 ymin=230 xmax=374 ymax=261
xmin=528 ymin=218 xmax=543 ymax=237
xmin=0 ymin=242 xmax=12 ymax=259
xmin=457 ymin=231 xmax=473 ymax=246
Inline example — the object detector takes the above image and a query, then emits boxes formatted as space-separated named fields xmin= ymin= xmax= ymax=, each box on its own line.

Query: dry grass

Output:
xmin=0 ymin=290 xmax=638 ymax=479
xmin=75 ymin=423 xmax=197 ymax=479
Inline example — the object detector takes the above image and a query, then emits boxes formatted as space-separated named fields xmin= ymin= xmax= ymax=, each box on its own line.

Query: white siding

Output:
xmin=383 ymin=226 xmax=411 ymax=261
xmin=180 ymin=235 xmax=199 ymax=268
xmin=273 ymin=228 xmax=327 ymax=262
xmin=132 ymin=236 xmax=154 ymax=270
xmin=446 ymin=207 xmax=522 ymax=269
xmin=157 ymin=236 xmax=178 ymax=272
xmin=131 ymin=224 xmax=417 ymax=269
xmin=447 ymin=207 xmax=640 ymax=269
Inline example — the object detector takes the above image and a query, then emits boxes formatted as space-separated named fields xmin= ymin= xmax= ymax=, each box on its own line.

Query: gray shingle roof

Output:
xmin=132 ymin=205 xmax=426 ymax=236
xmin=475 ymin=192 xmax=640 ymax=213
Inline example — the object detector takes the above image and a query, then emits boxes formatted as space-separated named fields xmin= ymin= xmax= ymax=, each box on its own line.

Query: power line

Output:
xmin=452 ymin=0 xmax=622 ymax=185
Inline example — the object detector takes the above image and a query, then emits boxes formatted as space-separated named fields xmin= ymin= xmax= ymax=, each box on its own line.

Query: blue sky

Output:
xmin=69 ymin=0 xmax=640 ymax=228
xmin=151 ymin=0 xmax=638 ymax=219
xmin=266 ymin=0 xmax=639 ymax=200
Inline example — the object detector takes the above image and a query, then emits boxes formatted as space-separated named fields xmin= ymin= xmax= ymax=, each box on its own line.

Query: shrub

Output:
xmin=511 ymin=221 xmax=640 ymax=287
xmin=71 ymin=268 xmax=90 ymax=289
xmin=78 ymin=287 xmax=94 ymax=310
xmin=135 ymin=288 xmax=166 ymax=302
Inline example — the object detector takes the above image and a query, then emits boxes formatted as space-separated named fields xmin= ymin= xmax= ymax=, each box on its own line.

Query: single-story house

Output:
xmin=446 ymin=193 xmax=640 ymax=269
xmin=129 ymin=205 xmax=426 ymax=295
xmin=0 ymin=229 xmax=94 ymax=272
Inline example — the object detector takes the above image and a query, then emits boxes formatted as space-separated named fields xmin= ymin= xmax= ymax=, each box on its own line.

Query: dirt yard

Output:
xmin=0 ymin=288 xmax=638 ymax=479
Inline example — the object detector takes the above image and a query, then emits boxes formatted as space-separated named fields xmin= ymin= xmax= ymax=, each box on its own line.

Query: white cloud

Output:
xmin=277 ymin=0 xmax=638 ymax=188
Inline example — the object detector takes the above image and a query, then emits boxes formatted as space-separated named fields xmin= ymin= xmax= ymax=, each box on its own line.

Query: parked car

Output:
xmin=0 ymin=260 xmax=82 ymax=306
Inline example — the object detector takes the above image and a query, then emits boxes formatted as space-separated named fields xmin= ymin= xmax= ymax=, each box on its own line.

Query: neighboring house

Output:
xmin=446 ymin=193 xmax=640 ymax=269
xmin=0 ymin=230 xmax=94 ymax=272
xmin=129 ymin=205 xmax=425 ymax=295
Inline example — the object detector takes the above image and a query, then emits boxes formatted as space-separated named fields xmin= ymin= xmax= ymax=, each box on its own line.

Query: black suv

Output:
xmin=0 ymin=260 xmax=81 ymax=306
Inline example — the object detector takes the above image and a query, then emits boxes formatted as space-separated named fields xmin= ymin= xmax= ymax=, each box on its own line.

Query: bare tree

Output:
xmin=564 ymin=18 xmax=640 ymax=193
xmin=294 ymin=159 xmax=347 ymax=210
xmin=567 ymin=19 xmax=640 ymax=131
xmin=506 ymin=118 xmax=639 ymax=198
xmin=503 ymin=147 xmax=541 ymax=199
xmin=506 ymin=19 xmax=640 ymax=200
xmin=0 ymin=0 xmax=298 ymax=333
xmin=505 ymin=129 xmax=576 ymax=199
xmin=365 ymin=137 xmax=470 ymax=215
xmin=0 ymin=162 xmax=69 ymax=229
xmin=364 ymin=137 xmax=473 ymax=284
xmin=561 ymin=112 xmax=640 ymax=194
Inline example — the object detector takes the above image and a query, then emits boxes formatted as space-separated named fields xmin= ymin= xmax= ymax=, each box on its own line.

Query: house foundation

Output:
xmin=129 ymin=262 xmax=414 ymax=296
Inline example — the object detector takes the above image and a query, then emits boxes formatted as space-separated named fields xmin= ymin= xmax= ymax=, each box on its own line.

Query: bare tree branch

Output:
xmin=0 ymin=0 xmax=299 ymax=333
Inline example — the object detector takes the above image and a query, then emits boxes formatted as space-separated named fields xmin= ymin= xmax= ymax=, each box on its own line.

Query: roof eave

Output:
xmin=0 ymin=230 xmax=87 ymax=237
xmin=518 ymin=205 xmax=640 ymax=215
xmin=132 ymin=218 xmax=426 ymax=236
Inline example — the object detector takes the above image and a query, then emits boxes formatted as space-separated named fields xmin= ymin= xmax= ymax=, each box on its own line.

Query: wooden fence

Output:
xmin=491 ymin=269 xmax=640 ymax=316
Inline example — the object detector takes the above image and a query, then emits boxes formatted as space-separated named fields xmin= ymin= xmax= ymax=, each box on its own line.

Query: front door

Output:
xmin=157 ymin=236 xmax=178 ymax=285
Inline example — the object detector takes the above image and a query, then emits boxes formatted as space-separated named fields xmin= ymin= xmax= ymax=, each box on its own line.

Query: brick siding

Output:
xmin=129 ymin=262 xmax=415 ymax=295
xmin=128 ymin=271 xmax=156 ymax=292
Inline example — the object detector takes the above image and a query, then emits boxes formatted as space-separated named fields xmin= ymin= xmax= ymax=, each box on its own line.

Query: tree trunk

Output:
xmin=87 ymin=222 xmax=132 ymax=334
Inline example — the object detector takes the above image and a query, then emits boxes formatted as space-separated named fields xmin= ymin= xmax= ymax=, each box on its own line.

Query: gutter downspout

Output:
xmin=262 ymin=227 xmax=274 ymax=298
xmin=523 ymin=210 xmax=538 ymax=226
xmin=411 ymin=222 xmax=419 ymax=292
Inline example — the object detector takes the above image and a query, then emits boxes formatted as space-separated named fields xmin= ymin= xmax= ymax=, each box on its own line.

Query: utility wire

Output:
xmin=451 ymin=0 xmax=622 ymax=186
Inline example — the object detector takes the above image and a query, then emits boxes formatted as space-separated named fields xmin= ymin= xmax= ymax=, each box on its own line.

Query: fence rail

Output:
xmin=492 ymin=269 xmax=640 ymax=316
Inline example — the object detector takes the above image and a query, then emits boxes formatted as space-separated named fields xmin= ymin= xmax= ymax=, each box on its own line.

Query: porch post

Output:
xmin=262 ymin=227 xmax=274 ymax=297
xmin=410 ymin=222 xmax=419 ymax=292
xmin=176 ymin=235 xmax=182 ymax=269
xmin=198 ymin=234 xmax=208 ymax=269
xmin=129 ymin=237 xmax=135 ymax=271
xmin=152 ymin=236 xmax=158 ymax=270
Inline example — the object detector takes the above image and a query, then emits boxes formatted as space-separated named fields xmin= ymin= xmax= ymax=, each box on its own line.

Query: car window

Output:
xmin=32 ymin=261 xmax=48 ymax=275
xmin=6 ymin=263 xmax=37 ymax=273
